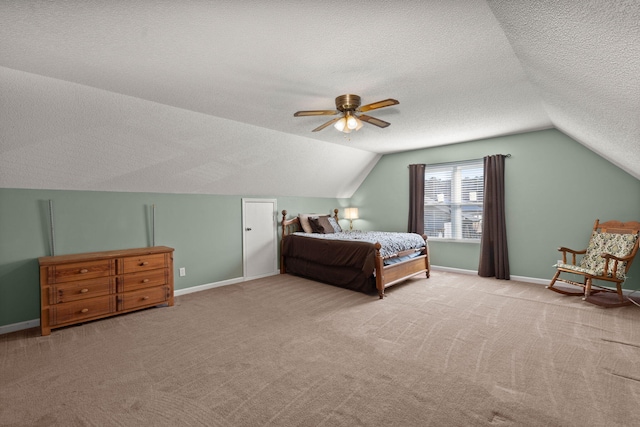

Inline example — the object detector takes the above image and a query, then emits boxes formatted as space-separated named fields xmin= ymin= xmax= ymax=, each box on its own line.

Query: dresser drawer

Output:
xmin=118 ymin=269 xmax=167 ymax=292
xmin=49 ymin=277 xmax=115 ymax=304
xmin=120 ymin=286 xmax=171 ymax=311
xmin=49 ymin=295 xmax=117 ymax=326
xmin=119 ymin=253 xmax=167 ymax=274
xmin=47 ymin=259 xmax=113 ymax=284
xmin=39 ymin=246 xmax=174 ymax=336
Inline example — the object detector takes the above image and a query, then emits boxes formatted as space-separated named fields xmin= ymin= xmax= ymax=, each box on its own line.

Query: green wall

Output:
xmin=0 ymin=190 xmax=345 ymax=328
xmin=351 ymin=129 xmax=640 ymax=287
xmin=2 ymin=128 xmax=640 ymax=330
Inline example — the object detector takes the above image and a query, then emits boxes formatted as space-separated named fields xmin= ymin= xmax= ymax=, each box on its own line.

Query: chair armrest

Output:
xmin=558 ymin=247 xmax=586 ymax=254
xmin=601 ymin=252 xmax=634 ymax=262
xmin=600 ymin=252 xmax=633 ymax=277
xmin=557 ymin=247 xmax=587 ymax=265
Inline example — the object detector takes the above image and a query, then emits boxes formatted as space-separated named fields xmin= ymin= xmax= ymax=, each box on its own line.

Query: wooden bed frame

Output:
xmin=280 ymin=209 xmax=430 ymax=298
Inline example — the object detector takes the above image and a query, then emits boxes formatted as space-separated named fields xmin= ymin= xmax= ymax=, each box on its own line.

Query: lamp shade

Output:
xmin=347 ymin=115 xmax=358 ymax=130
xmin=343 ymin=207 xmax=359 ymax=220
xmin=334 ymin=117 xmax=347 ymax=132
xmin=334 ymin=113 xmax=363 ymax=133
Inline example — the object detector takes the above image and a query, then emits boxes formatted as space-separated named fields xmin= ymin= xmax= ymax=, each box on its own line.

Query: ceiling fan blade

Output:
xmin=359 ymin=98 xmax=399 ymax=113
xmin=312 ymin=117 xmax=342 ymax=132
xmin=294 ymin=110 xmax=338 ymax=117
xmin=359 ymin=114 xmax=391 ymax=128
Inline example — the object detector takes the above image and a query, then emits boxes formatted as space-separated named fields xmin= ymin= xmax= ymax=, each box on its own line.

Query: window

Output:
xmin=424 ymin=159 xmax=484 ymax=241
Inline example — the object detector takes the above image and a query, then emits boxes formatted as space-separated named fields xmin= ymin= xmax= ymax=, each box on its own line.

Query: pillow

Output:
xmin=328 ymin=216 xmax=342 ymax=233
xmin=298 ymin=214 xmax=317 ymax=233
xmin=308 ymin=217 xmax=325 ymax=233
xmin=316 ymin=215 xmax=334 ymax=234
xmin=298 ymin=213 xmax=335 ymax=233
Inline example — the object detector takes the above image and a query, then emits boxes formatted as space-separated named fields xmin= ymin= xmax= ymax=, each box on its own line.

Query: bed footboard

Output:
xmin=374 ymin=240 xmax=430 ymax=299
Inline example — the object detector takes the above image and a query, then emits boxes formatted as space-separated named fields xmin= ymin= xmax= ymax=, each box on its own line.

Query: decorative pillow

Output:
xmin=308 ymin=217 xmax=325 ymax=233
xmin=298 ymin=214 xmax=317 ymax=233
xmin=316 ymin=215 xmax=334 ymax=234
xmin=299 ymin=213 xmax=336 ymax=233
xmin=328 ymin=216 xmax=342 ymax=233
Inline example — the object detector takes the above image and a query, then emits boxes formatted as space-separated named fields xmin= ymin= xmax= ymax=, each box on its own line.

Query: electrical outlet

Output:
xmin=179 ymin=267 xmax=186 ymax=277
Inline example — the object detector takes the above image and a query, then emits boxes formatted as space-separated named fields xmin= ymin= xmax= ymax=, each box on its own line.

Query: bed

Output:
xmin=280 ymin=209 xmax=430 ymax=298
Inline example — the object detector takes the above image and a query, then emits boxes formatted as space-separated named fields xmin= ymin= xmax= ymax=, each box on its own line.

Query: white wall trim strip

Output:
xmin=174 ymin=277 xmax=244 ymax=297
xmin=1 ymin=277 xmax=246 ymax=335
xmin=0 ymin=318 xmax=40 ymax=336
xmin=431 ymin=265 xmax=549 ymax=285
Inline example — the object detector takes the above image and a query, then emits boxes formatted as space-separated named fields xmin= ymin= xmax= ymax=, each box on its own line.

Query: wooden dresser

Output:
xmin=38 ymin=246 xmax=174 ymax=336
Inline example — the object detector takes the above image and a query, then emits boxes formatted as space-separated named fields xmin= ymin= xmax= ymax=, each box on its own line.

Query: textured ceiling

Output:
xmin=0 ymin=0 xmax=638 ymax=198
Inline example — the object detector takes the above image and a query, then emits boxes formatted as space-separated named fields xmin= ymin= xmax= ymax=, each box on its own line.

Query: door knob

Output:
xmin=246 ymin=227 xmax=252 ymax=231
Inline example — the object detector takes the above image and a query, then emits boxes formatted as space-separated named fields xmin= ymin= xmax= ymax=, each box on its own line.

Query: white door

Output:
xmin=242 ymin=198 xmax=278 ymax=280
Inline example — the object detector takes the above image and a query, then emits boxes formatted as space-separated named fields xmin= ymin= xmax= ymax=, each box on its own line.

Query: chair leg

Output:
xmin=583 ymin=277 xmax=592 ymax=300
xmin=547 ymin=270 xmax=584 ymax=296
xmin=546 ymin=271 xmax=561 ymax=289
xmin=616 ymin=283 xmax=625 ymax=303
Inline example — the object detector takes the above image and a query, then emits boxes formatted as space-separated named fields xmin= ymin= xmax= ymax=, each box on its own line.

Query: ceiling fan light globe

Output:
xmin=334 ymin=117 xmax=347 ymax=132
xmin=347 ymin=115 xmax=358 ymax=130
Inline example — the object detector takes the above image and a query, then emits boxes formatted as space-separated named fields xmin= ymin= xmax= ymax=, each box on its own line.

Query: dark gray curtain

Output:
xmin=478 ymin=155 xmax=510 ymax=279
xmin=408 ymin=164 xmax=425 ymax=234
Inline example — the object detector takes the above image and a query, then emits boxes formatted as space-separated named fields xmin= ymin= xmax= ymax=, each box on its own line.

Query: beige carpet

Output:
xmin=1 ymin=271 xmax=640 ymax=426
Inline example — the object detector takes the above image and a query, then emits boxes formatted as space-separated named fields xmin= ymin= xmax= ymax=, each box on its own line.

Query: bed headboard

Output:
xmin=281 ymin=209 xmax=340 ymax=237
xmin=281 ymin=210 xmax=301 ymax=236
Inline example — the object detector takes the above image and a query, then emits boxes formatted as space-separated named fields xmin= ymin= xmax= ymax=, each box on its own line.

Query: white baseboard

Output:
xmin=1 ymin=276 xmax=249 ymax=336
xmin=430 ymin=265 xmax=477 ymax=276
xmin=510 ymin=275 xmax=550 ymax=285
xmin=430 ymin=265 xmax=549 ymax=285
xmin=174 ymin=276 xmax=244 ymax=297
xmin=173 ymin=273 xmax=279 ymax=297
xmin=430 ymin=265 xmax=640 ymax=294
xmin=0 ymin=318 xmax=40 ymax=335
xmin=243 ymin=271 xmax=280 ymax=282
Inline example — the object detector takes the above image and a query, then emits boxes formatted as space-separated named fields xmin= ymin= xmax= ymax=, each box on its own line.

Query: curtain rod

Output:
xmin=408 ymin=154 xmax=511 ymax=168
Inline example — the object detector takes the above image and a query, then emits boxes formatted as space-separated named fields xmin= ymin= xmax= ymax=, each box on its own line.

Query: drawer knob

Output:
xmin=80 ymin=288 xmax=89 ymax=293
xmin=81 ymin=308 xmax=89 ymax=313
xmin=79 ymin=269 xmax=89 ymax=274
xmin=142 ymin=296 xmax=150 ymax=300
xmin=143 ymin=279 xmax=150 ymax=283
xmin=140 ymin=262 xmax=149 ymax=266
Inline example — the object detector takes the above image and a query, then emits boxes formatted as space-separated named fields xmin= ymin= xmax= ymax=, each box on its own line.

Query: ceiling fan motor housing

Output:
xmin=335 ymin=94 xmax=361 ymax=112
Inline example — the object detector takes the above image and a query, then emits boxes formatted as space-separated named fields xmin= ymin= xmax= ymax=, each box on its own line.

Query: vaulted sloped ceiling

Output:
xmin=1 ymin=1 xmax=638 ymax=198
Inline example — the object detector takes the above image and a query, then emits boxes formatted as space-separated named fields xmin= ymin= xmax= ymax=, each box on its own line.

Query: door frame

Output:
xmin=242 ymin=198 xmax=278 ymax=280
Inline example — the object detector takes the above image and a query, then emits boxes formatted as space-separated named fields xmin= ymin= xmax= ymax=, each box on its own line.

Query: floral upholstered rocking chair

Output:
xmin=547 ymin=219 xmax=640 ymax=307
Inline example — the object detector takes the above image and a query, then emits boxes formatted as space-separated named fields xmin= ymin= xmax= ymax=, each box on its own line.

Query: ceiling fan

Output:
xmin=294 ymin=94 xmax=399 ymax=133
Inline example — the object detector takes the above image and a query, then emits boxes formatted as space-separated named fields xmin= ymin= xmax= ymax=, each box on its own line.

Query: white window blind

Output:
xmin=424 ymin=159 xmax=484 ymax=241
